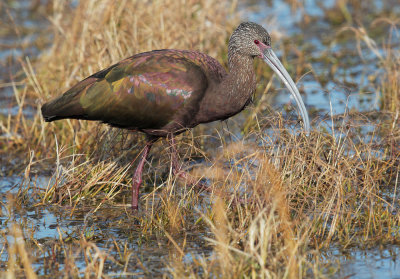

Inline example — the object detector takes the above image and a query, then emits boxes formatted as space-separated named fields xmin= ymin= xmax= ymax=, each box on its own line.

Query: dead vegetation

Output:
xmin=0 ymin=0 xmax=399 ymax=278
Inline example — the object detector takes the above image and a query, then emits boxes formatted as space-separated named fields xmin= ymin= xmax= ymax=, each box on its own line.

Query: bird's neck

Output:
xmin=195 ymin=55 xmax=256 ymax=124
xmin=226 ymin=55 xmax=255 ymax=92
xmin=223 ymin=54 xmax=256 ymax=107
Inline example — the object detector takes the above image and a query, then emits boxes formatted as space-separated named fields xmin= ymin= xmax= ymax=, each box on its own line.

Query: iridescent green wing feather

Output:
xmin=43 ymin=50 xmax=210 ymax=131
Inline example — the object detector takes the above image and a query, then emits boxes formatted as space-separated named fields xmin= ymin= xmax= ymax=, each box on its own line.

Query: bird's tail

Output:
xmin=41 ymin=77 xmax=96 ymax=122
xmin=41 ymin=93 xmax=83 ymax=122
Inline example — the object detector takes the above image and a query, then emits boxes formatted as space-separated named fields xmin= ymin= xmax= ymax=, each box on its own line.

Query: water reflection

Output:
xmin=1 ymin=0 xmax=400 ymax=277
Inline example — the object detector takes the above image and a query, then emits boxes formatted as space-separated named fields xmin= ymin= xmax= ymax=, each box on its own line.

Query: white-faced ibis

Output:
xmin=42 ymin=22 xmax=310 ymax=209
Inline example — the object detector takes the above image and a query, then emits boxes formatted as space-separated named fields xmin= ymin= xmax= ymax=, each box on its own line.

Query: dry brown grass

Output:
xmin=337 ymin=18 xmax=400 ymax=113
xmin=161 ymin=121 xmax=399 ymax=277
xmin=2 ymin=0 xmax=237 ymax=161
xmin=1 ymin=0 xmax=400 ymax=278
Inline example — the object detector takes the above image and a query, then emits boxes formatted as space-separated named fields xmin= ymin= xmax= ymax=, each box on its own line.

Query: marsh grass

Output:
xmin=337 ymin=18 xmax=400 ymax=113
xmin=1 ymin=0 xmax=400 ymax=278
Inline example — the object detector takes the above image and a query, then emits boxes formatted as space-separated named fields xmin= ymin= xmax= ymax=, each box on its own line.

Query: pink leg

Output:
xmin=168 ymin=135 xmax=181 ymax=177
xmin=132 ymin=140 xmax=154 ymax=210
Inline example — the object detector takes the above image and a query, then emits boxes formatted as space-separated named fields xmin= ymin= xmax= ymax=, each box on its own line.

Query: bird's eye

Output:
xmin=254 ymin=40 xmax=260 ymax=44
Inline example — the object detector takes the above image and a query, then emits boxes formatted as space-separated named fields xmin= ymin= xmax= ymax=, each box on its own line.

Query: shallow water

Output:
xmin=244 ymin=0 xmax=395 ymax=119
xmin=0 ymin=175 xmax=214 ymax=277
xmin=0 ymin=0 xmax=50 ymax=120
xmin=245 ymin=1 xmax=400 ymax=277
xmin=329 ymin=246 xmax=400 ymax=279
xmin=1 ymin=0 xmax=400 ymax=278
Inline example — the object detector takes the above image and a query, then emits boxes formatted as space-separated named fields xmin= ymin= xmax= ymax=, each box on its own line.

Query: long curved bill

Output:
xmin=262 ymin=48 xmax=310 ymax=133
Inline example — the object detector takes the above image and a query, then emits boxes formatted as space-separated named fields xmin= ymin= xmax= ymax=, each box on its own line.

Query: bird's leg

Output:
xmin=132 ymin=139 xmax=155 ymax=210
xmin=168 ymin=135 xmax=182 ymax=177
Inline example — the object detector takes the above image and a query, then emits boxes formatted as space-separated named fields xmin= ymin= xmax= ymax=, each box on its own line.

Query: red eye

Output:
xmin=254 ymin=40 xmax=260 ymax=44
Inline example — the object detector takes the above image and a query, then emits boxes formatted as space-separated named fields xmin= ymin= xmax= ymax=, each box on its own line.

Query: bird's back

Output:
xmin=41 ymin=49 xmax=227 ymax=135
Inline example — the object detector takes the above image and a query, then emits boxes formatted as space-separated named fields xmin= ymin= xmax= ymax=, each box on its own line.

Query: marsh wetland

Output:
xmin=1 ymin=0 xmax=400 ymax=278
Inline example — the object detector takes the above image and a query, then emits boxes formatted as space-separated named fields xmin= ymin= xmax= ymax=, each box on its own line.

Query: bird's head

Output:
xmin=228 ymin=22 xmax=271 ymax=59
xmin=229 ymin=22 xmax=310 ymax=133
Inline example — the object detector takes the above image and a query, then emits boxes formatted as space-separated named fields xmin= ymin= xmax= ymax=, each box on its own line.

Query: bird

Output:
xmin=41 ymin=22 xmax=310 ymax=210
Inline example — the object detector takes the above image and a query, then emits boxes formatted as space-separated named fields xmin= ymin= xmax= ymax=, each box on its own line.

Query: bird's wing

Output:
xmin=42 ymin=50 xmax=210 ymax=131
